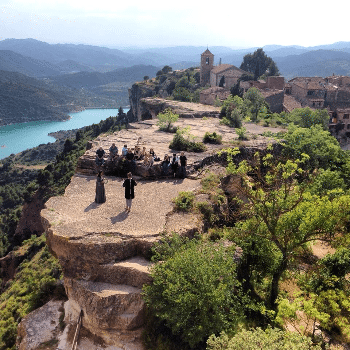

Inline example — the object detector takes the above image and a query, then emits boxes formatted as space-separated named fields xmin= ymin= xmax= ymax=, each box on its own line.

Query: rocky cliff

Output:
xmin=17 ymin=112 xmax=284 ymax=349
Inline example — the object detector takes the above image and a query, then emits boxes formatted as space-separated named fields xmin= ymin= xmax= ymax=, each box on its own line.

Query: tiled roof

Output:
xmin=211 ymin=64 xmax=244 ymax=75
xmin=283 ymin=95 xmax=302 ymax=113
xmin=201 ymin=49 xmax=213 ymax=56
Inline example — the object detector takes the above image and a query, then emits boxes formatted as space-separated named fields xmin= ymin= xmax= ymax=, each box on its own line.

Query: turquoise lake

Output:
xmin=0 ymin=108 xmax=128 ymax=160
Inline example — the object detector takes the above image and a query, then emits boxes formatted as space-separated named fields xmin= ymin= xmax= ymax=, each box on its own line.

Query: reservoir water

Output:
xmin=0 ymin=108 xmax=128 ymax=160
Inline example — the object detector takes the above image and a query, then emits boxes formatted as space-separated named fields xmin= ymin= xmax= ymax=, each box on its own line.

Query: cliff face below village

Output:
xmin=17 ymin=103 xmax=284 ymax=349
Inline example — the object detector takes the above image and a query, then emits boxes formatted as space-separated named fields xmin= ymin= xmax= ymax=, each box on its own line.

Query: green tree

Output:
xmin=288 ymin=107 xmax=330 ymax=130
xmin=220 ymin=95 xmax=244 ymax=127
xmin=162 ymin=65 xmax=173 ymax=74
xmin=230 ymin=81 xmax=243 ymax=98
xmin=226 ymin=150 xmax=350 ymax=308
xmin=143 ymin=240 xmax=245 ymax=348
xmin=240 ymin=48 xmax=280 ymax=80
xmin=281 ymin=124 xmax=344 ymax=170
xmin=156 ymin=108 xmax=179 ymax=132
xmin=207 ymin=327 xmax=322 ymax=350
xmin=243 ymin=87 xmax=267 ymax=122
xmin=143 ymin=75 xmax=149 ymax=81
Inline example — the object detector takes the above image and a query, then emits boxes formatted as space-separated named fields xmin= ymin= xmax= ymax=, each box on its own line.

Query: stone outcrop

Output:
xmin=39 ymin=172 xmax=202 ymax=348
xmin=76 ymin=116 xmax=283 ymax=178
xmin=18 ymin=112 xmax=285 ymax=349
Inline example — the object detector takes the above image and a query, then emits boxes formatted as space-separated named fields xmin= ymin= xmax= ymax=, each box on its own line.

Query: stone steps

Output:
xmin=65 ymin=278 xmax=145 ymax=332
xmin=97 ymin=256 xmax=152 ymax=288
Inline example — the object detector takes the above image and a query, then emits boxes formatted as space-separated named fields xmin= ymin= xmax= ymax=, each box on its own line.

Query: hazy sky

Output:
xmin=0 ymin=0 xmax=348 ymax=48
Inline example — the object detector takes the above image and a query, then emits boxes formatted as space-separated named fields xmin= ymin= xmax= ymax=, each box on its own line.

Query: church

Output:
xmin=199 ymin=48 xmax=247 ymax=105
xmin=200 ymin=48 xmax=247 ymax=89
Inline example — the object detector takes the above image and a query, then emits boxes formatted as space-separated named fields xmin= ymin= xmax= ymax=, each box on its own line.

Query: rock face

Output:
xmin=32 ymin=114 xmax=283 ymax=349
xmin=40 ymin=173 xmax=202 ymax=348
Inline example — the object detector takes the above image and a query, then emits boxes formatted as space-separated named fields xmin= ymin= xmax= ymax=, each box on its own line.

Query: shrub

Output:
xmin=203 ymin=132 xmax=223 ymax=144
xmin=169 ymin=130 xmax=206 ymax=153
xmin=235 ymin=127 xmax=248 ymax=140
xmin=143 ymin=240 xmax=244 ymax=348
xmin=156 ymin=108 xmax=179 ymax=133
xmin=207 ymin=327 xmax=323 ymax=350
xmin=172 ymin=191 xmax=195 ymax=212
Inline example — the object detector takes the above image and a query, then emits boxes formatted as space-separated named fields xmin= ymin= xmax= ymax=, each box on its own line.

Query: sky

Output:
xmin=0 ymin=0 xmax=348 ymax=49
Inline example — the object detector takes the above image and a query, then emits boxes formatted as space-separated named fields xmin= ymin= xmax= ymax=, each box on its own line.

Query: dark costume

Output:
xmin=123 ymin=178 xmax=137 ymax=200
xmin=95 ymin=176 xmax=106 ymax=203
xmin=179 ymin=154 xmax=187 ymax=178
xmin=95 ymin=148 xmax=105 ymax=167
xmin=161 ymin=158 xmax=170 ymax=176
xmin=171 ymin=155 xmax=179 ymax=177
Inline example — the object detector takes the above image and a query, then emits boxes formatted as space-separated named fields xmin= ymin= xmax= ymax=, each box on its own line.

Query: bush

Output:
xmin=235 ymin=127 xmax=248 ymax=140
xmin=143 ymin=240 xmax=244 ymax=348
xmin=203 ymin=132 xmax=223 ymax=144
xmin=172 ymin=191 xmax=195 ymax=212
xmin=207 ymin=327 xmax=323 ymax=350
xmin=169 ymin=129 xmax=206 ymax=153
xmin=156 ymin=108 xmax=179 ymax=133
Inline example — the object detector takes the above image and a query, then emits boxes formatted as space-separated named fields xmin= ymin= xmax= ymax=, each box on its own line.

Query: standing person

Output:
xmin=179 ymin=151 xmax=187 ymax=179
xmin=171 ymin=153 xmax=179 ymax=178
xmin=95 ymin=171 xmax=106 ymax=203
xmin=123 ymin=172 xmax=137 ymax=212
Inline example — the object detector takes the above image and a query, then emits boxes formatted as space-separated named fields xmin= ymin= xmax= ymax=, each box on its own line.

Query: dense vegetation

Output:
xmin=142 ymin=92 xmax=350 ymax=349
xmin=0 ymin=113 xmax=128 ymax=349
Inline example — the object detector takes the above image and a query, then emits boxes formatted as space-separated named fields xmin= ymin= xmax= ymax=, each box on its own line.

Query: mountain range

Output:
xmin=2 ymin=39 xmax=350 ymax=79
xmin=2 ymin=39 xmax=350 ymax=126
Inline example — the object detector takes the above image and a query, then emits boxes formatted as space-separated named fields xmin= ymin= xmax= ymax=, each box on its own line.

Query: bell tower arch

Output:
xmin=200 ymin=48 xmax=214 ymax=86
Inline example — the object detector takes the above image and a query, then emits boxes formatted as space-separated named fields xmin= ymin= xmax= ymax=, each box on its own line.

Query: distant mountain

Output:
xmin=0 ymin=38 xmax=135 ymax=67
xmin=55 ymin=60 xmax=95 ymax=73
xmin=275 ymin=50 xmax=350 ymax=79
xmin=49 ymin=65 xmax=159 ymax=88
xmin=0 ymin=70 xmax=89 ymax=126
xmin=0 ymin=50 xmax=61 ymax=77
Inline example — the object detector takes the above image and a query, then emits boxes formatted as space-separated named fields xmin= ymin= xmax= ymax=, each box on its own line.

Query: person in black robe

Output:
xmin=179 ymin=151 xmax=187 ymax=178
xmin=95 ymin=171 xmax=106 ymax=203
xmin=171 ymin=153 xmax=179 ymax=178
xmin=123 ymin=172 xmax=137 ymax=212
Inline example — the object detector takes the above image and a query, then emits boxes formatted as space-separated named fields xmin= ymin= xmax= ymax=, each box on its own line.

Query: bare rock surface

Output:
xmin=17 ymin=300 xmax=64 ymax=350
xmin=77 ymin=116 xmax=284 ymax=176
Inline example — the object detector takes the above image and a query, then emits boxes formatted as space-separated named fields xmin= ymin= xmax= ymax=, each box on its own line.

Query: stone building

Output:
xmin=200 ymin=48 xmax=246 ymax=89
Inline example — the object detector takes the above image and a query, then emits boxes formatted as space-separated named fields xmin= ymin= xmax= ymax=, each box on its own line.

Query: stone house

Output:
xmin=200 ymin=48 xmax=246 ymax=89
xmin=199 ymin=86 xmax=231 ymax=105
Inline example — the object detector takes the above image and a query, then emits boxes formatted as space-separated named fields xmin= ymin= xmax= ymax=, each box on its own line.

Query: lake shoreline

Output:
xmin=0 ymin=108 xmax=127 ymax=160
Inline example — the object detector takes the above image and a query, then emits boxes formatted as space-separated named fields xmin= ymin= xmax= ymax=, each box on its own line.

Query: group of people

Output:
xmin=95 ymin=143 xmax=161 ymax=171
xmin=95 ymin=171 xmax=137 ymax=213
xmin=94 ymin=143 xmax=188 ymax=210
xmin=95 ymin=143 xmax=187 ymax=178
xmin=161 ymin=151 xmax=187 ymax=178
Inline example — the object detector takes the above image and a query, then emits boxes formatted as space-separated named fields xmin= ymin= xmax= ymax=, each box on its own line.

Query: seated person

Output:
xmin=134 ymin=146 xmax=141 ymax=160
xmin=150 ymin=148 xmax=160 ymax=161
xmin=161 ymin=154 xmax=170 ymax=176
xmin=121 ymin=144 xmax=128 ymax=156
xmin=143 ymin=152 xmax=154 ymax=168
xmin=139 ymin=146 xmax=147 ymax=160
xmin=126 ymin=148 xmax=136 ymax=172
xmin=109 ymin=143 xmax=119 ymax=160
xmin=95 ymin=147 xmax=105 ymax=167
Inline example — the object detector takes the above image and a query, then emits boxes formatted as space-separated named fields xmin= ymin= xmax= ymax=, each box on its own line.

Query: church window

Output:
xmin=206 ymin=57 xmax=210 ymax=65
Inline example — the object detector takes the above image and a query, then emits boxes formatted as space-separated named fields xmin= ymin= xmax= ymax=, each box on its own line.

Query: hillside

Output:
xmin=0 ymin=50 xmax=61 ymax=77
xmin=0 ymin=70 xmax=87 ymax=126
xmin=275 ymin=49 xmax=350 ymax=79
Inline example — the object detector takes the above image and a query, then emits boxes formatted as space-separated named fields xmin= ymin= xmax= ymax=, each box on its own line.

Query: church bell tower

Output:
xmin=200 ymin=48 xmax=214 ymax=86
